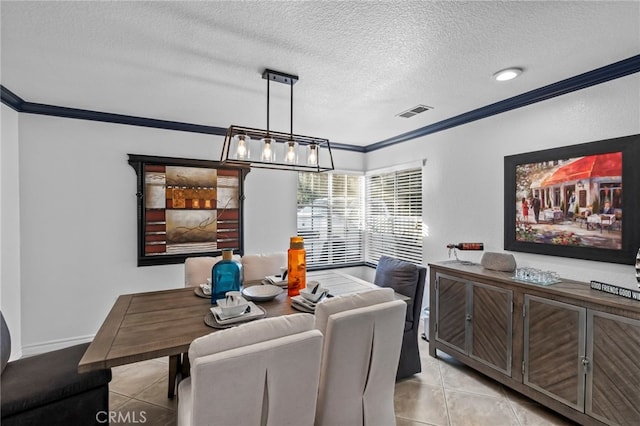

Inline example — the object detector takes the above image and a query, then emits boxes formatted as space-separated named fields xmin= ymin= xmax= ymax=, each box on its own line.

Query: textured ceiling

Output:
xmin=1 ymin=1 xmax=639 ymax=147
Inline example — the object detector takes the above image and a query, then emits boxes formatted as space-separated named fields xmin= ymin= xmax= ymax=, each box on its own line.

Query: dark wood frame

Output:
xmin=504 ymin=134 xmax=640 ymax=265
xmin=128 ymin=154 xmax=250 ymax=266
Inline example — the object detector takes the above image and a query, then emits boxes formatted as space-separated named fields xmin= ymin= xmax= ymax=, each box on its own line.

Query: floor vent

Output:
xmin=396 ymin=104 xmax=433 ymax=118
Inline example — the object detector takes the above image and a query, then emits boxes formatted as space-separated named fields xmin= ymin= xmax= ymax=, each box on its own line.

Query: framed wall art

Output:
xmin=504 ymin=134 xmax=640 ymax=265
xmin=128 ymin=154 xmax=250 ymax=266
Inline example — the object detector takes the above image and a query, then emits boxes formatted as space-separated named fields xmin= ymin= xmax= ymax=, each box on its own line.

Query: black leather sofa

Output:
xmin=1 ymin=312 xmax=112 ymax=426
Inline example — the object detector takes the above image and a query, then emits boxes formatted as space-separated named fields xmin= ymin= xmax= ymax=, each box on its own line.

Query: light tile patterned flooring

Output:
xmin=109 ymin=323 xmax=577 ymax=426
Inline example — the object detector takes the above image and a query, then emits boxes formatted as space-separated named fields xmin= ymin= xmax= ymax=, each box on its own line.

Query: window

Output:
xmin=297 ymin=172 xmax=364 ymax=268
xmin=365 ymin=166 xmax=423 ymax=265
xmin=297 ymin=165 xmax=423 ymax=269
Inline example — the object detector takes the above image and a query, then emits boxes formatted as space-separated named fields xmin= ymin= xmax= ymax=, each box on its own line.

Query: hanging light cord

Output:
xmin=266 ymin=76 xmax=270 ymax=136
xmin=290 ymin=79 xmax=294 ymax=141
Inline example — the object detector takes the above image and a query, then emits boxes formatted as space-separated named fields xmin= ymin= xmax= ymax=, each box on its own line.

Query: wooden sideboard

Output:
xmin=428 ymin=261 xmax=640 ymax=426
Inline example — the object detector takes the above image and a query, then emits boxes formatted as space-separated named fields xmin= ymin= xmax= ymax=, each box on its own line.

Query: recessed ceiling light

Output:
xmin=493 ymin=67 xmax=523 ymax=82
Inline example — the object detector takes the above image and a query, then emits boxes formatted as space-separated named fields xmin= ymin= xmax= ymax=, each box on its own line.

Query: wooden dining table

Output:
xmin=78 ymin=269 xmax=406 ymax=397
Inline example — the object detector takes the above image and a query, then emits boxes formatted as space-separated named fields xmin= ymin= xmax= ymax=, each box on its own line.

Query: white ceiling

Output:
xmin=1 ymin=1 xmax=639 ymax=147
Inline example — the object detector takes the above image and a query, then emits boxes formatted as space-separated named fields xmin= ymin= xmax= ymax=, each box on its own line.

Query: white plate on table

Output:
xmin=210 ymin=302 xmax=265 ymax=325
xmin=291 ymin=295 xmax=319 ymax=313
xmin=241 ymin=284 xmax=284 ymax=302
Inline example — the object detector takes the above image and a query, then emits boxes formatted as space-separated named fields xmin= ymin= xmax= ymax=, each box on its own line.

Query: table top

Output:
xmin=78 ymin=269 xmax=398 ymax=373
xmin=587 ymin=213 xmax=615 ymax=222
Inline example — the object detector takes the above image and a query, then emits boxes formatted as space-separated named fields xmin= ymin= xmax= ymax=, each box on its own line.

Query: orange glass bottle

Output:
xmin=287 ymin=236 xmax=306 ymax=296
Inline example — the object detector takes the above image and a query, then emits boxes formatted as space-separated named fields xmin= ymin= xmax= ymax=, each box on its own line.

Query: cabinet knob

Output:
xmin=466 ymin=314 xmax=472 ymax=322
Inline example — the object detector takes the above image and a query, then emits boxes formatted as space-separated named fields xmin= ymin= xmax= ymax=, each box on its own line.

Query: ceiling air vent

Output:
xmin=396 ymin=104 xmax=433 ymax=118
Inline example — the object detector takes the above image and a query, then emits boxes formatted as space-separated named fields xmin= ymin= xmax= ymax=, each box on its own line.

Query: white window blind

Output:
xmin=365 ymin=167 xmax=423 ymax=265
xmin=297 ymin=172 xmax=364 ymax=268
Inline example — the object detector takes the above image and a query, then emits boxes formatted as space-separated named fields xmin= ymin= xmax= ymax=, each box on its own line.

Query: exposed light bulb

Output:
xmin=233 ymin=134 xmax=250 ymax=159
xmin=285 ymin=141 xmax=297 ymax=164
xmin=307 ymin=144 xmax=318 ymax=166
xmin=236 ymin=139 xmax=248 ymax=159
xmin=261 ymin=139 xmax=274 ymax=162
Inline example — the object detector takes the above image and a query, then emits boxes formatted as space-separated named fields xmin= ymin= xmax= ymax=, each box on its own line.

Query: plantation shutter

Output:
xmin=297 ymin=172 xmax=364 ymax=268
xmin=365 ymin=166 xmax=423 ymax=265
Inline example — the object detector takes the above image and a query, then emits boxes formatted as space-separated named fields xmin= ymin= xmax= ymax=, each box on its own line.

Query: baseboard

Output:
xmin=9 ymin=349 xmax=23 ymax=362
xmin=21 ymin=334 xmax=95 ymax=357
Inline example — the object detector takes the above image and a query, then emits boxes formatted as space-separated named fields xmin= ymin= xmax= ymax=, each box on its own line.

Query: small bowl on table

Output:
xmin=300 ymin=283 xmax=328 ymax=303
xmin=217 ymin=292 xmax=249 ymax=317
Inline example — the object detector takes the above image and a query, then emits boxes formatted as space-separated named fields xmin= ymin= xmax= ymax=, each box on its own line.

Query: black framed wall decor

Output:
xmin=128 ymin=154 xmax=250 ymax=266
xmin=504 ymin=134 xmax=640 ymax=265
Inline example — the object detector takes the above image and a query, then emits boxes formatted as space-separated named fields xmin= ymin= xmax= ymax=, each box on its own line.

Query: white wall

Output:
xmin=367 ymin=73 xmax=640 ymax=298
xmin=1 ymin=104 xmax=22 ymax=359
xmin=7 ymin=73 xmax=639 ymax=354
xmin=13 ymin=114 xmax=363 ymax=354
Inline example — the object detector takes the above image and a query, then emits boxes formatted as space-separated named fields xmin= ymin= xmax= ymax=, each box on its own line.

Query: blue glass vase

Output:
xmin=211 ymin=249 xmax=243 ymax=303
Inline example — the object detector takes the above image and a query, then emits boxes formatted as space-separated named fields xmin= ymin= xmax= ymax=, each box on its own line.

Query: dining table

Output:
xmin=78 ymin=269 xmax=408 ymax=398
xmin=586 ymin=213 xmax=615 ymax=232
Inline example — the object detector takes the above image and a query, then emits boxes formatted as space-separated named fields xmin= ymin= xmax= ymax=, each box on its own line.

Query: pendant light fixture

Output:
xmin=260 ymin=72 xmax=276 ymax=163
xmin=221 ymin=69 xmax=334 ymax=172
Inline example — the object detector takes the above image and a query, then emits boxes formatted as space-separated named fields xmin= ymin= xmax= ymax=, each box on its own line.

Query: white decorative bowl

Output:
xmin=217 ymin=295 xmax=249 ymax=317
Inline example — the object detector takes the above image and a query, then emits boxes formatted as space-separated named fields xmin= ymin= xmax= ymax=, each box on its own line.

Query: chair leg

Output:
xmin=181 ymin=352 xmax=190 ymax=378
xmin=168 ymin=355 xmax=180 ymax=399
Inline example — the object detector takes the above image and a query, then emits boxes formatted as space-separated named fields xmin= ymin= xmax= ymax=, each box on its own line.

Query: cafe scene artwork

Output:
xmin=515 ymin=151 xmax=622 ymax=250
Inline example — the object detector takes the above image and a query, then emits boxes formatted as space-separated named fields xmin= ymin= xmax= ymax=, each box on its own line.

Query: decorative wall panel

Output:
xmin=128 ymin=154 xmax=249 ymax=266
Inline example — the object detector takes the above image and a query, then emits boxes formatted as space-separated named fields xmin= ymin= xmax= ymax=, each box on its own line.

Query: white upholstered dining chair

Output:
xmin=177 ymin=313 xmax=323 ymax=426
xmin=241 ymin=252 xmax=287 ymax=282
xmin=176 ymin=252 xmax=284 ymax=398
xmin=313 ymin=288 xmax=407 ymax=426
xmin=184 ymin=252 xmax=285 ymax=286
xmin=184 ymin=255 xmax=241 ymax=287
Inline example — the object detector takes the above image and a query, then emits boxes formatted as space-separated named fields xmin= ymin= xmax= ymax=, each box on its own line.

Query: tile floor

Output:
xmin=109 ymin=324 xmax=578 ymax=426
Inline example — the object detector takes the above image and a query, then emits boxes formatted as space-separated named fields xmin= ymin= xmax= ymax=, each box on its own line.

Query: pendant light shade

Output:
xmin=307 ymin=143 xmax=318 ymax=166
xmin=231 ymin=134 xmax=250 ymax=160
xmin=221 ymin=69 xmax=334 ymax=172
xmin=261 ymin=137 xmax=276 ymax=162
xmin=283 ymin=141 xmax=299 ymax=164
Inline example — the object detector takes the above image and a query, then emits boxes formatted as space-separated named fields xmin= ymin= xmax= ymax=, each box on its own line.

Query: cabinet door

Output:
xmin=586 ymin=311 xmax=640 ymax=426
xmin=524 ymin=295 xmax=586 ymax=411
xmin=435 ymin=274 xmax=467 ymax=353
xmin=470 ymin=283 xmax=512 ymax=375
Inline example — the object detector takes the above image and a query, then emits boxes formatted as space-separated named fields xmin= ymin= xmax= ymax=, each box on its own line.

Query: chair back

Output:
xmin=184 ymin=255 xmax=240 ymax=287
xmin=241 ymin=252 xmax=286 ymax=282
xmin=374 ymin=255 xmax=427 ymax=379
xmin=178 ymin=313 xmax=323 ymax=426
xmin=374 ymin=255 xmax=426 ymax=325
xmin=314 ymin=289 xmax=406 ymax=426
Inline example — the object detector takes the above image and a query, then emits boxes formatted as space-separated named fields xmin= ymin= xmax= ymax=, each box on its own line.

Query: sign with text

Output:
xmin=590 ymin=280 xmax=640 ymax=301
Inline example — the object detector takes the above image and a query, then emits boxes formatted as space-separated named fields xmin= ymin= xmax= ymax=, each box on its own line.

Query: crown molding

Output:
xmin=1 ymin=87 xmax=227 ymax=135
xmin=1 ymin=85 xmax=25 ymax=110
xmin=3 ymin=54 xmax=638 ymax=154
xmin=0 ymin=85 xmax=365 ymax=152
xmin=364 ymin=54 xmax=640 ymax=152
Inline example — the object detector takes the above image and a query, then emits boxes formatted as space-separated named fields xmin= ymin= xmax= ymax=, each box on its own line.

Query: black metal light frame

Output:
xmin=220 ymin=69 xmax=334 ymax=172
